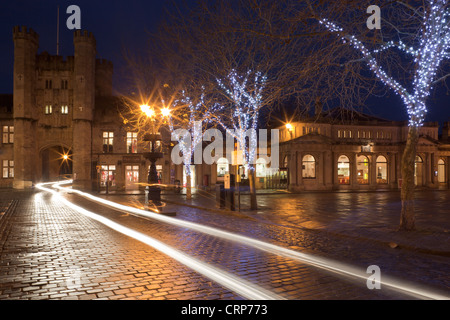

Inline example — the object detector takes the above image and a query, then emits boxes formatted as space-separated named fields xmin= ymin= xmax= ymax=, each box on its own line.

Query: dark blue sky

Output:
xmin=0 ymin=0 xmax=170 ymax=94
xmin=0 ymin=0 xmax=448 ymax=125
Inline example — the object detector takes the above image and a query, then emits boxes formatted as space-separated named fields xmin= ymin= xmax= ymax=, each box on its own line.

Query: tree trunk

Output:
xmin=248 ymin=165 xmax=257 ymax=210
xmin=186 ymin=173 xmax=192 ymax=200
xmin=400 ymin=126 xmax=419 ymax=231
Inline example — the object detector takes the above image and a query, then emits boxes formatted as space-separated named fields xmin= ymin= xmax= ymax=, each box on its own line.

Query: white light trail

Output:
xmin=41 ymin=181 xmax=449 ymax=300
xmin=35 ymin=181 xmax=283 ymax=300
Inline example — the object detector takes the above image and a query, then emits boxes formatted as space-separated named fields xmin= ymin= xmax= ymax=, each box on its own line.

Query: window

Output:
xmin=415 ymin=156 xmax=423 ymax=186
xmin=127 ymin=132 xmax=138 ymax=154
xmin=101 ymin=165 xmax=116 ymax=187
xmin=302 ymin=155 xmax=316 ymax=179
xmin=126 ymin=165 xmax=140 ymax=190
xmin=61 ymin=105 xmax=69 ymax=114
xmin=45 ymin=105 xmax=52 ymax=115
xmin=103 ymin=132 xmax=114 ymax=153
xmin=2 ymin=160 xmax=14 ymax=178
xmin=438 ymin=159 xmax=445 ymax=183
xmin=376 ymin=155 xmax=388 ymax=184
xmin=357 ymin=155 xmax=369 ymax=184
xmin=217 ymin=158 xmax=229 ymax=177
xmin=338 ymin=155 xmax=350 ymax=185
xmin=61 ymin=80 xmax=68 ymax=89
xmin=283 ymin=156 xmax=288 ymax=168
xmin=2 ymin=126 xmax=14 ymax=144
xmin=45 ymin=80 xmax=52 ymax=89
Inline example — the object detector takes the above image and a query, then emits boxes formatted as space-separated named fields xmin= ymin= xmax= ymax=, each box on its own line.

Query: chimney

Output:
xmin=443 ymin=122 xmax=450 ymax=141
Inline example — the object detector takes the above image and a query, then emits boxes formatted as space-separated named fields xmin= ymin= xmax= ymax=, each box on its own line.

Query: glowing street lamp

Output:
xmin=286 ymin=123 xmax=293 ymax=132
xmin=161 ymin=107 xmax=171 ymax=118
xmin=140 ymin=104 xmax=171 ymax=207
xmin=140 ymin=104 xmax=156 ymax=118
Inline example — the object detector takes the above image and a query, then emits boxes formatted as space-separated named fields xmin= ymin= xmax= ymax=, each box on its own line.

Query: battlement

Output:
xmin=96 ymin=58 xmax=113 ymax=69
xmin=36 ymin=52 xmax=75 ymax=71
xmin=13 ymin=26 xmax=39 ymax=45
xmin=73 ymin=30 xmax=96 ymax=45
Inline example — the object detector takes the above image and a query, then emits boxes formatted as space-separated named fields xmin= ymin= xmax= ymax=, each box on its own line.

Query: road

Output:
xmin=0 ymin=184 xmax=448 ymax=301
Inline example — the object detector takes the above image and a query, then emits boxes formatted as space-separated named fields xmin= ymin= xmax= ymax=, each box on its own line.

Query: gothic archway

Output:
xmin=40 ymin=145 xmax=73 ymax=182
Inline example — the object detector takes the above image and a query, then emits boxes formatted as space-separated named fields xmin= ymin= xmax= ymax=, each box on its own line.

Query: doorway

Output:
xmin=125 ymin=165 xmax=140 ymax=190
xmin=41 ymin=146 xmax=72 ymax=182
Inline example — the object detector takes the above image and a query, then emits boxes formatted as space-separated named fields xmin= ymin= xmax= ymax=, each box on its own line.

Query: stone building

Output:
xmin=1 ymin=26 xmax=449 ymax=193
xmin=0 ymin=27 xmax=222 ymax=192
xmin=2 ymin=26 xmax=116 ymax=190
xmin=278 ymin=110 xmax=450 ymax=192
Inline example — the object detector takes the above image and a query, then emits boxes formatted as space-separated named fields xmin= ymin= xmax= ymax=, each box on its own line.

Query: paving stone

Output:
xmin=0 ymin=189 xmax=448 ymax=301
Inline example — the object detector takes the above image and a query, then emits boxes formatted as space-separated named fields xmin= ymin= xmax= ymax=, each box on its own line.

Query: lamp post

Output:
xmin=140 ymin=105 xmax=170 ymax=207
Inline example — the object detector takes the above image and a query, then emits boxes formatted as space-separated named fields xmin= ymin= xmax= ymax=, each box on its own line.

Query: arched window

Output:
xmin=283 ymin=155 xmax=288 ymax=168
xmin=302 ymin=155 xmax=316 ymax=179
xmin=338 ymin=155 xmax=350 ymax=185
xmin=357 ymin=155 xmax=369 ymax=184
xmin=376 ymin=155 xmax=388 ymax=184
xmin=217 ymin=158 xmax=229 ymax=177
xmin=415 ymin=155 xmax=423 ymax=186
xmin=438 ymin=159 xmax=445 ymax=183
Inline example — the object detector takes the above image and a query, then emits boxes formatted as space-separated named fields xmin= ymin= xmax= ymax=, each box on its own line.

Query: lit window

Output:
xmin=127 ymin=132 xmax=138 ymax=154
xmin=103 ymin=132 xmax=114 ymax=153
xmin=302 ymin=155 xmax=316 ymax=179
xmin=2 ymin=160 xmax=14 ymax=178
xmin=2 ymin=126 xmax=14 ymax=144
xmin=101 ymin=165 xmax=116 ymax=187
xmin=45 ymin=105 xmax=52 ymax=115
xmin=338 ymin=155 xmax=350 ymax=185
xmin=283 ymin=156 xmax=288 ymax=168
xmin=357 ymin=155 xmax=369 ymax=185
xmin=61 ymin=105 xmax=69 ymax=114
xmin=376 ymin=156 xmax=388 ymax=184
xmin=217 ymin=158 xmax=229 ymax=177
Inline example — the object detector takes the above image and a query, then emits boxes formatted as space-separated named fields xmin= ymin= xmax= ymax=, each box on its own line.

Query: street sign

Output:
xmin=224 ymin=174 xmax=230 ymax=189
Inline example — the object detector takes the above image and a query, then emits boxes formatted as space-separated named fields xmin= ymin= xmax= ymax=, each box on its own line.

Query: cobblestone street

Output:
xmin=0 ymin=187 xmax=449 ymax=301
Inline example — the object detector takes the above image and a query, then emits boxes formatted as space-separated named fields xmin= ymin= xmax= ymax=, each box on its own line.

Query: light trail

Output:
xmin=35 ymin=181 xmax=283 ymax=300
xmin=42 ymin=181 xmax=449 ymax=300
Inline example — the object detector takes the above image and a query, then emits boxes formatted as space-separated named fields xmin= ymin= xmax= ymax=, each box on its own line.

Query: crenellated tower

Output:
xmin=72 ymin=30 xmax=96 ymax=190
xmin=12 ymin=26 xmax=39 ymax=189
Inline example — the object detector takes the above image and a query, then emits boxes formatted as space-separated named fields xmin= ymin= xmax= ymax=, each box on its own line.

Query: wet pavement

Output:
xmin=0 ymin=187 xmax=448 ymax=300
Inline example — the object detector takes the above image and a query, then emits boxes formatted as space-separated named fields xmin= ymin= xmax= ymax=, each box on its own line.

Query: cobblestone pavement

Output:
xmin=0 ymin=188 xmax=448 ymax=300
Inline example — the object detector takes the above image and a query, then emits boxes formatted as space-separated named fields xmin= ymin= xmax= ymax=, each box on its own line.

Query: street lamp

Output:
xmin=286 ymin=123 xmax=294 ymax=139
xmin=140 ymin=104 xmax=171 ymax=207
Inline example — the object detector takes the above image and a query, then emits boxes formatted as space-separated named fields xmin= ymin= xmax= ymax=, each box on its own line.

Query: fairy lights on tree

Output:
xmin=318 ymin=0 xmax=449 ymax=128
xmin=213 ymin=69 xmax=266 ymax=166
xmin=212 ymin=69 xmax=267 ymax=210
xmin=317 ymin=0 xmax=449 ymax=230
xmin=166 ymin=89 xmax=207 ymax=199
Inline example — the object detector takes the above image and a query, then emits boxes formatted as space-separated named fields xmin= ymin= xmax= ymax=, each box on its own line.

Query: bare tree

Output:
xmin=165 ymin=87 xmax=211 ymax=200
xmin=305 ymin=0 xmax=450 ymax=230
xmin=149 ymin=0 xmax=378 ymax=209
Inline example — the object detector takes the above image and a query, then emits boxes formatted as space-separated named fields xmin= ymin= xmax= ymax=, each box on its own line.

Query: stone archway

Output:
xmin=40 ymin=145 xmax=73 ymax=182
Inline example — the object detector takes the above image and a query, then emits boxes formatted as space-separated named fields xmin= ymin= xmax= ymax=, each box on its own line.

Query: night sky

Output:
xmin=0 ymin=1 xmax=448 ymax=126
